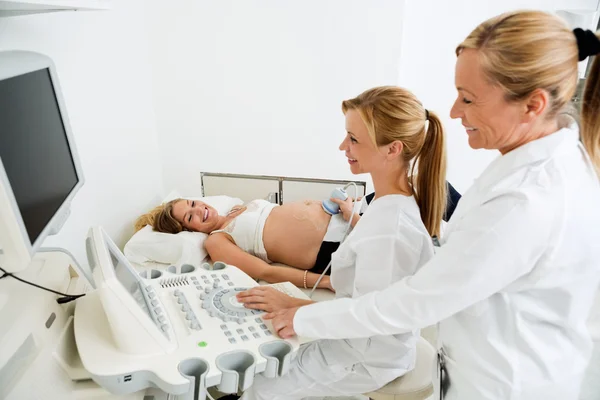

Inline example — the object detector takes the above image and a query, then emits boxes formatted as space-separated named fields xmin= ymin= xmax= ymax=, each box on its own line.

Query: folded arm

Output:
xmin=205 ymin=233 xmax=331 ymax=290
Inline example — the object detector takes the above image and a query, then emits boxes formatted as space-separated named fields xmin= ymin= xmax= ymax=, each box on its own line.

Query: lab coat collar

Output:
xmin=367 ymin=194 xmax=417 ymax=212
xmin=473 ymin=116 xmax=580 ymax=191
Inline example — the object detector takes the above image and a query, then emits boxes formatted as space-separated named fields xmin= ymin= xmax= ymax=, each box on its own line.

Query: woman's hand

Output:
xmin=263 ymin=307 xmax=300 ymax=339
xmin=227 ymin=205 xmax=246 ymax=216
xmin=320 ymin=275 xmax=335 ymax=292
xmin=236 ymin=287 xmax=309 ymax=312
xmin=328 ymin=196 xmax=361 ymax=222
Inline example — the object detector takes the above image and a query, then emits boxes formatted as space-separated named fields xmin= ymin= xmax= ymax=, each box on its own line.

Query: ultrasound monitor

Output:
xmin=0 ymin=51 xmax=85 ymax=273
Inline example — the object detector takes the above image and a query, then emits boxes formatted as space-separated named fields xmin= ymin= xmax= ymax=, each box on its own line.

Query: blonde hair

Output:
xmin=342 ymin=86 xmax=447 ymax=237
xmin=134 ymin=199 xmax=186 ymax=234
xmin=457 ymin=10 xmax=600 ymax=175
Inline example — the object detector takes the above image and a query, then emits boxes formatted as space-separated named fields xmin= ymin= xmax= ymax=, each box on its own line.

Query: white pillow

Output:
xmin=124 ymin=192 xmax=243 ymax=266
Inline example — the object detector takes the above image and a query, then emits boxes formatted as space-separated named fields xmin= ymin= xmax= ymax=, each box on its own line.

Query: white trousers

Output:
xmin=240 ymin=340 xmax=401 ymax=400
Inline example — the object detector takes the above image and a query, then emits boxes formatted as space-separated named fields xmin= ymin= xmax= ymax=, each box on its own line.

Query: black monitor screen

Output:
xmin=0 ymin=68 xmax=78 ymax=245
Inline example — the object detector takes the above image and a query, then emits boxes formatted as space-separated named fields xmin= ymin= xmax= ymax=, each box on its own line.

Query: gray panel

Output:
xmin=201 ymin=175 xmax=279 ymax=204
xmin=200 ymin=172 xmax=366 ymax=206
xmin=282 ymin=180 xmax=365 ymax=204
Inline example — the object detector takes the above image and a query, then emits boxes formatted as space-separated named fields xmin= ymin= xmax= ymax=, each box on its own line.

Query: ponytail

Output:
xmin=582 ymin=48 xmax=600 ymax=177
xmin=411 ymin=110 xmax=447 ymax=237
xmin=341 ymin=86 xmax=448 ymax=236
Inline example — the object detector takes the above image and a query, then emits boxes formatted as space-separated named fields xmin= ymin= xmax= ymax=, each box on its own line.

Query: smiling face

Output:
xmin=449 ymin=49 xmax=527 ymax=153
xmin=339 ymin=108 xmax=390 ymax=175
xmin=171 ymin=199 xmax=220 ymax=233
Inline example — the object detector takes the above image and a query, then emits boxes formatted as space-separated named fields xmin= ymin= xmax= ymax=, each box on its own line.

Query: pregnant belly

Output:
xmin=263 ymin=201 xmax=331 ymax=269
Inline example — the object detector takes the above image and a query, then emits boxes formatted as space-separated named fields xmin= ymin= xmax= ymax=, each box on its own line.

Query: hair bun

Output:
xmin=574 ymin=28 xmax=600 ymax=61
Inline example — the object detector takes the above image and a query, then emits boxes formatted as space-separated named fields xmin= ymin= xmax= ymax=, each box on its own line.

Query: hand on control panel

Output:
xmin=236 ymin=287 xmax=313 ymax=313
xmin=263 ymin=306 xmax=300 ymax=339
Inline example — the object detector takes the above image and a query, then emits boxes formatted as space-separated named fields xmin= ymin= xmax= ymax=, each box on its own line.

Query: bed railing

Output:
xmin=200 ymin=172 xmax=367 ymax=205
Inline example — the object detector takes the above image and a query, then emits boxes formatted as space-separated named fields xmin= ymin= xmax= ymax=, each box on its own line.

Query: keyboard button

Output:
xmin=222 ymin=274 xmax=230 ymax=280
xmin=229 ymin=338 xmax=237 ymax=344
xmin=241 ymin=335 xmax=249 ymax=341
xmin=236 ymin=328 xmax=244 ymax=334
xmin=255 ymin=318 xmax=262 ymax=323
xmin=248 ymin=326 xmax=256 ymax=332
xmin=253 ymin=332 xmax=260 ymax=339
xmin=220 ymin=324 xmax=227 ymax=330
xmin=259 ymin=324 xmax=268 ymax=330
xmin=228 ymin=282 xmax=235 ymax=286
xmin=224 ymin=331 xmax=232 ymax=337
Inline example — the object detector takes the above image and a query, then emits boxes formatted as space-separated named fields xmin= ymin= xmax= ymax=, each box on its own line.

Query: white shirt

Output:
xmin=322 ymin=194 xmax=434 ymax=386
xmin=295 ymin=122 xmax=600 ymax=399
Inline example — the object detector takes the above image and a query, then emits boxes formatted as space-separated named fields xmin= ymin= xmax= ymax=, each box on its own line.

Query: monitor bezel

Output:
xmin=0 ymin=50 xmax=85 ymax=265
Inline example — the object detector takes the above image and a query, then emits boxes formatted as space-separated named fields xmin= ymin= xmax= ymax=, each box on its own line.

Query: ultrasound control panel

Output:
xmin=139 ymin=262 xmax=283 ymax=345
xmin=75 ymin=226 xmax=313 ymax=400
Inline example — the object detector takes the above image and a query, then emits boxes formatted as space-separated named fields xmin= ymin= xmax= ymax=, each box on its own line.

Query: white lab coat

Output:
xmin=241 ymin=195 xmax=435 ymax=400
xmin=294 ymin=121 xmax=600 ymax=400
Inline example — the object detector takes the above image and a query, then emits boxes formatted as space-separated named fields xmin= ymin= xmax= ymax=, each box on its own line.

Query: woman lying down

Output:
xmin=135 ymin=183 xmax=461 ymax=292
xmin=135 ymin=196 xmax=361 ymax=291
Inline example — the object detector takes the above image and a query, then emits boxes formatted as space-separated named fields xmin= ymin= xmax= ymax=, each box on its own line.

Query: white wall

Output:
xmin=1 ymin=0 xmax=594 ymax=267
xmin=397 ymin=0 xmax=599 ymax=193
xmin=148 ymin=0 xmax=598 ymax=197
xmin=147 ymin=0 xmax=406 ymax=196
xmin=0 ymin=0 xmax=163 ymax=265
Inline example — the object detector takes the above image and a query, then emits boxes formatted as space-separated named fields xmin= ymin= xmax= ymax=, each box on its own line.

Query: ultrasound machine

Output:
xmin=0 ymin=50 xmax=312 ymax=400
xmin=77 ymin=227 xmax=312 ymax=399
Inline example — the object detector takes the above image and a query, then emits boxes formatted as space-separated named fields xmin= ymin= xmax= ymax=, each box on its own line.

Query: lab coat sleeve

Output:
xmin=294 ymin=192 xmax=553 ymax=339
